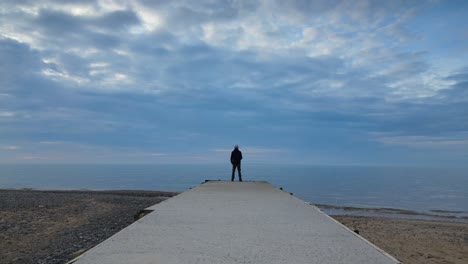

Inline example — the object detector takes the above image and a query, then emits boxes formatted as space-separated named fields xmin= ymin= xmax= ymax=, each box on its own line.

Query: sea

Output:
xmin=1 ymin=164 xmax=467 ymax=222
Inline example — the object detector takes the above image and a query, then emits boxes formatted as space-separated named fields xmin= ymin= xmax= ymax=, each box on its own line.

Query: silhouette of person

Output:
xmin=230 ymin=145 xmax=243 ymax=182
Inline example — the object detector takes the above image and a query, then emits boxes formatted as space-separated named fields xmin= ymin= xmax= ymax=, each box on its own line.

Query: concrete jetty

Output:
xmin=70 ymin=181 xmax=400 ymax=264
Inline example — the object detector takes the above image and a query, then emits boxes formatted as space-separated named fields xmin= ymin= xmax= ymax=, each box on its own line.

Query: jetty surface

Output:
xmin=70 ymin=181 xmax=400 ymax=264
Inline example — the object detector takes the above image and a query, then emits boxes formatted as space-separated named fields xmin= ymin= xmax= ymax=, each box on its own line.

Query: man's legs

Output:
xmin=231 ymin=165 xmax=235 ymax=181
xmin=232 ymin=164 xmax=242 ymax=181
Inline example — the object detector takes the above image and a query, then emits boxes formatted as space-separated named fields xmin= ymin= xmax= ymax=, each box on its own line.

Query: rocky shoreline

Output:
xmin=0 ymin=189 xmax=177 ymax=264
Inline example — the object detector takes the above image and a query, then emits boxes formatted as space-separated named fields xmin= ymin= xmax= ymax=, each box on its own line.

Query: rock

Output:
xmin=70 ymin=249 xmax=87 ymax=259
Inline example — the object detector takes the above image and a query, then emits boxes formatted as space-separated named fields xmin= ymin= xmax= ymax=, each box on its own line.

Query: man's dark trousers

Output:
xmin=231 ymin=163 xmax=242 ymax=181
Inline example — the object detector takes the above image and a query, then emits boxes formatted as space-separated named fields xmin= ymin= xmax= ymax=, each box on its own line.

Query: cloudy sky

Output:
xmin=1 ymin=0 xmax=467 ymax=165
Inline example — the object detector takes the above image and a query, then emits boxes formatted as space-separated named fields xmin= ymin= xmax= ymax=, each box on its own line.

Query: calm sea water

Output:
xmin=1 ymin=164 xmax=467 ymax=215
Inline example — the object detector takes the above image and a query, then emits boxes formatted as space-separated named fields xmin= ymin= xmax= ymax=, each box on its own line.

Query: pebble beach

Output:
xmin=0 ymin=189 xmax=177 ymax=264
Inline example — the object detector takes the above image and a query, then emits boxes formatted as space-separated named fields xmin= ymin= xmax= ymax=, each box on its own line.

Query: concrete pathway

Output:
xmin=70 ymin=181 xmax=400 ymax=264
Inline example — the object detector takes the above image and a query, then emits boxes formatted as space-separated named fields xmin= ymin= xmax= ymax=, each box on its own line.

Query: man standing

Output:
xmin=230 ymin=145 xmax=243 ymax=182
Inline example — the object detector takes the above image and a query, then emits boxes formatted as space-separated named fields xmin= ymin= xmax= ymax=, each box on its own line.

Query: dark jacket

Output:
xmin=230 ymin=148 xmax=243 ymax=165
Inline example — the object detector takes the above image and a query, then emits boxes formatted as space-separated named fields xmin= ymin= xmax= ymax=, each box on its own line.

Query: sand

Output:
xmin=0 ymin=189 xmax=467 ymax=264
xmin=334 ymin=216 xmax=468 ymax=264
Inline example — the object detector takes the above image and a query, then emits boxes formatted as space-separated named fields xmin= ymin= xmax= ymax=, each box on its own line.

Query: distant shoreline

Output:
xmin=3 ymin=187 xmax=467 ymax=223
xmin=315 ymin=203 xmax=468 ymax=223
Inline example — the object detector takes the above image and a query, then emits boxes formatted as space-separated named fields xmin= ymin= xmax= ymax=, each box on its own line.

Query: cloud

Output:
xmin=212 ymin=147 xmax=289 ymax=154
xmin=0 ymin=111 xmax=15 ymax=117
xmin=439 ymin=68 xmax=468 ymax=102
xmin=0 ymin=145 xmax=21 ymax=150
xmin=373 ymin=135 xmax=468 ymax=148
xmin=1 ymin=0 xmax=467 ymax=165
xmin=0 ymin=38 xmax=46 ymax=86
xmin=22 ymin=155 xmax=58 ymax=160
xmin=0 ymin=0 xmax=441 ymax=99
xmin=34 ymin=8 xmax=140 ymax=38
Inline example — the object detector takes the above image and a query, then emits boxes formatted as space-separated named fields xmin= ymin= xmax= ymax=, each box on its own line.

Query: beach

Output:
xmin=0 ymin=189 xmax=177 ymax=264
xmin=1 ymin=189 xmax=467 ymax=264
xmin=334 ymin=216 xmax=467 ymax=264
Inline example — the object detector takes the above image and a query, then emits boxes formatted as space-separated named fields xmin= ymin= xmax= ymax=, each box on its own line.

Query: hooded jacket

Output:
xmin=230 ymin=148 xmax=243 ymax=165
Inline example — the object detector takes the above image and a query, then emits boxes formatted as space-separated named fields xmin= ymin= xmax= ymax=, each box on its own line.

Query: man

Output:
xmin=230 ymin=145 xmax=243 ymax=182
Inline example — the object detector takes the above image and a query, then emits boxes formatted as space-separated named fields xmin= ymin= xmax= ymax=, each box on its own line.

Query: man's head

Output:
xmin=234 ymin=144 xmax=239 ymax=149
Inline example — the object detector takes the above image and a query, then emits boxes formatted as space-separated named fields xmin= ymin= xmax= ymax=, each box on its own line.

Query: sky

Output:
xmin=0 ymin=0 xmax=467 ymax=166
